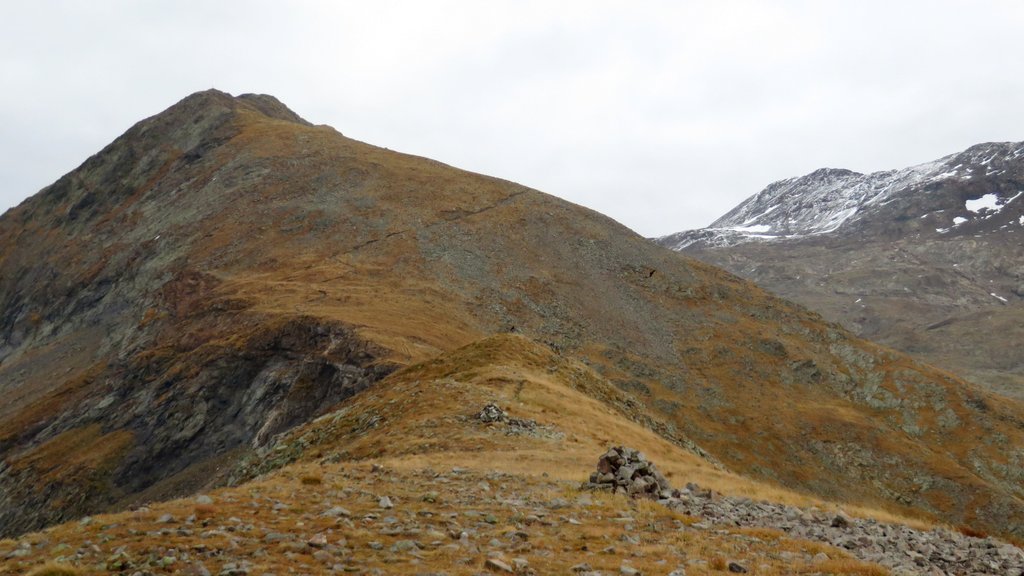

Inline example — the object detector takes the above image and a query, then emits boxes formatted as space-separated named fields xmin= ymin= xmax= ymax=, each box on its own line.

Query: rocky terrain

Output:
xmin=0 ymin=462 xmax=896 ymax=576
xmin=658 ymin=143 xmax=1024 ymax=399
xmin=584 ymin=447 xmax=1024 ymax=575
xmin=2 ymin=90 xmax=1024 ymax=567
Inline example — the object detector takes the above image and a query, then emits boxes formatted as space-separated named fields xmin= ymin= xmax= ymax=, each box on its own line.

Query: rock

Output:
xmin=157 ymin=513 xmax=176 ymax=523
xmin=322 ymin=505 xmax=351 ymax=517
xmin=391 ymin=539 xmax=419 ymax=552
xmin=195 ymin=495 xmax=214 ymax=505
xmin=106 ymin=551 xmax=134 ymax=571
xmin=620 ymin=565 xmax=641 ymax=575
xmin=484 ymin=557 xmax=514 ymax=572
xmin=727 ymin=561 xmax=748 ymax=573
xmin=312 ymin=550 xmax=334 ymax=563
xmin=570 ymin=563 xmax=593 ymax=573
xmin=308 ymin=533 xmax=328 ymax=548
xmin=477 ymin=403 xmax=507 ymax=423
xmin=379 ymin=496 xmax=394 ymax=509
xmin=183 ymin=562 xmax=212 ymax=576
xmin=548 ymin=498 xmax=570 ymax=509
xmin=831 ymin=512 xmax=852 ymax=528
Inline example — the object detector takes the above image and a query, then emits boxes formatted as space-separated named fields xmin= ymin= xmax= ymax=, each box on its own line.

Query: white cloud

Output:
xmin=3 ymin=1 xmax=1024 ymax=236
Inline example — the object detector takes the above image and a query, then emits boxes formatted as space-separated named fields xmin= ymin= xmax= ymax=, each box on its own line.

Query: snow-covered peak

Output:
xmin=659 ymin=141 xmax=1024 ymax=250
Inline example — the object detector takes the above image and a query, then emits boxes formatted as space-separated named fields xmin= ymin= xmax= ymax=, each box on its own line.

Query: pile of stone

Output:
xmin=583 ymin=446 xmax=671 ymax=500
xmin=477 ymin=403 xmax=507 ymax=423
xmin=476 ymin=403 xmax=539 ymax=433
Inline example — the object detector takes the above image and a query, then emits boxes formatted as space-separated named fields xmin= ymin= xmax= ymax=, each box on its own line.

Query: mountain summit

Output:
xmin=3 ymin=91 xmax=1024 ymax=547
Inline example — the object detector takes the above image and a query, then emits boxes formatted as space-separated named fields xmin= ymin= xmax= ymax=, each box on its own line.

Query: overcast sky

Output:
xmin=3 ymin=1 xmax=1024 ymax=236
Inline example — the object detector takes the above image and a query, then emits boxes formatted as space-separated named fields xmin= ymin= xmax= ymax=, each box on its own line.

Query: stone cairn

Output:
xmin=583 ymin=446 xmax=672 ymax=500
xmin=476 ymin=403 xmax=507 ymax=423
xmin=476 ymin=403 xmax=540 ymax=433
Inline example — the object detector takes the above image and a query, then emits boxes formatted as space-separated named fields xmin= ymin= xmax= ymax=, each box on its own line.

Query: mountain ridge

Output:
xmin=659 ymin=140 xmax=1024 ymax=250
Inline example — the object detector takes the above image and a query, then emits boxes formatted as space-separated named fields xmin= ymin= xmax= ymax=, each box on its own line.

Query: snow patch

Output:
xmin=729 ymin=224 xmax=772 ymax=233
xmin=966 ymin=194 xmax=1000 ymax=213
xmin=953 ymin=217 xmax=968 ymax=225
xmin=991 ymin=293 xmax=1008 ymax=303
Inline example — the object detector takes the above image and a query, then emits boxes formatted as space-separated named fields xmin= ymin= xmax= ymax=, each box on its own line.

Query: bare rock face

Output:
xmin=583 ymin=446 xmax=671 ymax=499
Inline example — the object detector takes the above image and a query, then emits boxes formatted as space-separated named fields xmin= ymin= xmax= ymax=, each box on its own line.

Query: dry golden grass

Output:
xmin=25 ymin=563 xmax=85 ymax=576
xmin=7 ymin=424 xmax=134 ymax=496
xmin=794 ymin=559 xmax=891 ymax=575
xmin=192 ymin=503 xmax=218 ymax=520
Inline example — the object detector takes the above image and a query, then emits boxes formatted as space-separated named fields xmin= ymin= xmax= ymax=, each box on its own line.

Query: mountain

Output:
xmin=657 ymin=143 xmax=1024 ymax=399
xmin=660 ymin=142 xmax=1024 ymax=250
xmin=2 ymin=91 xmax=1024 ymax=553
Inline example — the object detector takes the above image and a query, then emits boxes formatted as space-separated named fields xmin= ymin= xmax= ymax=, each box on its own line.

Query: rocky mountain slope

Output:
xmin=2 ymin=91 xmax=1024 ymax=552
xmin=657 ymin=142 xmax=1024 ymax=399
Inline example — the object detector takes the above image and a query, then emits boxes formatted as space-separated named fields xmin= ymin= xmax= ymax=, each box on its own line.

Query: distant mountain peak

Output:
xmin=659 ymin=140 xmax=1024 ymax=249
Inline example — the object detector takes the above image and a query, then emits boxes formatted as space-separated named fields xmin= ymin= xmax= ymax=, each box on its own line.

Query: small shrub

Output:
xmin=709 ymin=556 xmax=727 ymax=571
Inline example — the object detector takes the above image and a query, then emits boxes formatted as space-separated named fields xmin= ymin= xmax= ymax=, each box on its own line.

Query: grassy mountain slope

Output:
xmin=0 ymin=334 xmax=908 ymax=575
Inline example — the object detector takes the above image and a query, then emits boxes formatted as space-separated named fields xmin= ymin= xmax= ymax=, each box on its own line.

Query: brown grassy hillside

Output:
xmin=1 ymin=90 xmax=1022 ymax=542
xmin=0 ymin=334 xmax=902 ymax=575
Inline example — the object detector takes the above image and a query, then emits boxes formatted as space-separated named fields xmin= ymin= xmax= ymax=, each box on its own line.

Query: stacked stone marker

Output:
xmin=584 ymin=446 xmax=672 ymax=500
